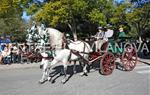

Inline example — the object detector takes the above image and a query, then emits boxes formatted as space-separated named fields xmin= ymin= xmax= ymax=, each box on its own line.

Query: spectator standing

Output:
xmin=11 ymin=43 xmax=19 ymax=63
xmin=0 ymin=36 xmax=3 ymax=53
xmin=0 ymin=35 xmax=12 ymax=64
xmin=0 ymin=36 xmax=6 ymax=51
xmin=0 ymin=44 xmax=11 ymax=64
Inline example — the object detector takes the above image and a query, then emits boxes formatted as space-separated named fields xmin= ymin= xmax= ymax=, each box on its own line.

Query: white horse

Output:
xmin=29 ymin=24 xmax=92 ymax=83
xmin=39 ymin=41 xmax=92 ymax=84
xmin=28 ymin=24 xmax=64 ymax=49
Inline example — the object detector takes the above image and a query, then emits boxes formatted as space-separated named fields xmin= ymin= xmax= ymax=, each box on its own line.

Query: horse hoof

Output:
xmin=47 ymin=77 xmax=52 ymax=81
xmin=84 ymin=73 xmax=88 ymax=76
xmin=73 ymin=71 xmax=77 ymax=74
xmin=79 ymin=72 xmax=84 ymax=76
xmin=51 ymin=80 xmax=55 ymax=84
xmin=80 ymin=72 xmax=88 ymax=76
xmin=61 ymin=79 xmax=66 ymax=84
xmin=38 ymin=80 xmax=44 ymax=84
xmin=40 ymin=65 xmax=43 ymax=69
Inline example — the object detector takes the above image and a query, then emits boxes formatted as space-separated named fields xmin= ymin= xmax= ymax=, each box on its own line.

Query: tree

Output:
xmin=88 ymin=0 xmax=115 ymax=26
xmin=126 ymin=3 xmax=150 ymax=40
xmin=0 ymin=0 xmax=27 ymax=42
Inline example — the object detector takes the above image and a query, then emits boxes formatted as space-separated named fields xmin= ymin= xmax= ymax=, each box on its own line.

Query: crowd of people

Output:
xmin=0 ymin=35 xmax=42 ymax=65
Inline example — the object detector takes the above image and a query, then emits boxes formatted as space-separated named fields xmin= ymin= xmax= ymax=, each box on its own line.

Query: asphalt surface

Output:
xmin=0 ymin=59 xmax=149 ymax=95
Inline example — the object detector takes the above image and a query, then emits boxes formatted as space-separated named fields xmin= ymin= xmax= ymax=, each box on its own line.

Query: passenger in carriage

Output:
xmin=94 ymin=26 xmax=108 ymax=52
xmin=118 ymin=27 xmax=126 ymax=42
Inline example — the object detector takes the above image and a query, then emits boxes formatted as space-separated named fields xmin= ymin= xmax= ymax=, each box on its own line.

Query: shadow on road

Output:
xmin=47 ymin=65 xmax=83 ymax=84
xmin=46 ymin=62 xmax=102 ymax=84
xmin=138 ymin=53 xmax=150 ymax=65
xmin=40 ymin=55 xmax=150 ymax=84
xmin=139 ymin=60 xmax=150 ymax=65
xmin=115 ymin=62 xmax=126 ymax=71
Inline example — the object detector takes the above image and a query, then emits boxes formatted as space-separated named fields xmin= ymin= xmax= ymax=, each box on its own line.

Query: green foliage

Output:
xmin=31 ymin=0 xmax=88 ymax=27
xmin=0 ymin=0 xmax=28 ymax=42
xmin=87 ymin=0 xmax=115 ymax=26
xmin=110 ymin=3 xmax=131 ymax=25
xmin=126 ymin=3 xmax=150 ymax=37
xmin=33 ymin=1 xmax=69 ymax=26
xmin=0 ymin=0 xmax=22 ymax=18
xmin=88 ymin=8 xmax=106 ymax=26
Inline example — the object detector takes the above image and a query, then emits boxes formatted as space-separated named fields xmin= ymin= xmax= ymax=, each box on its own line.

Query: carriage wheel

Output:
xmin=100 ymin=52 xmax=115 ymax=75
xmin=122 ymin=46 xmax=137 ymax=71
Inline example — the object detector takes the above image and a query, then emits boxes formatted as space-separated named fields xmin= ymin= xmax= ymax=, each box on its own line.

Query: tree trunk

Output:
xmin=139 ymin=36 xmax=142 ymax=43
xmin=135 ymin=22 xmax=142 ymax=42
xmin=73 ymin=31 xmax=77 ymax=41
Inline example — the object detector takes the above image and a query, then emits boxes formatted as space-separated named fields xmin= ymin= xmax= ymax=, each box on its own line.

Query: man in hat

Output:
xmin=118 ymin=27 xmax=126 ymax=42
xmin=94 ymin=26 xmax=108 ymax=52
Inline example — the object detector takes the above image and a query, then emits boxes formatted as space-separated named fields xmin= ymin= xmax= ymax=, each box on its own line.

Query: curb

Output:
xmin=139 ymin=59 xmax=150 ymax=65
xmin=0 ymin=63 xmax=40 ymax=71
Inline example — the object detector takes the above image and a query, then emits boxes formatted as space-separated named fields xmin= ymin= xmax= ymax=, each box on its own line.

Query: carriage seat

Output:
xmin=101 ymin=42 xmax=108 ymax=51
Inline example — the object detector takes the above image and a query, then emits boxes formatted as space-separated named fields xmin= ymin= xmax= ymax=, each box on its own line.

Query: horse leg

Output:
xmin=73 ymin=61 xmax=77 ymax=74
xmin=39 ymin=69 xmax=47 ymax=84
xmin=40 ymin=58 xmax=45 ymax=69
xmin=40 ymin=52 xmax=48 ymax=68
xmin=61 ymin=63 xmax=68 ymax=84
xmin=39 ymin=59 xmax=49 ymax=83
xmin=47 ymin=67 xmax=52 ymax=81
xmin=83 ymin=64 xmax=88 ymax=75
xmin=80 ymin=63 xmax=88 ymax=76
xmin=47 ymin=59 xmax=59 ymax=81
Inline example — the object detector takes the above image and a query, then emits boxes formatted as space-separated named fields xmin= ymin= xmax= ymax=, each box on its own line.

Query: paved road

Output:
xmin=0 ymin=60 xmax=149 ymax=95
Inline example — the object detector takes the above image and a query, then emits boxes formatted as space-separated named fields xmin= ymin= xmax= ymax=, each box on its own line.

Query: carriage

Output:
xmin=27 ymin=24 xmax=138 ymax=83
xmin=70 ymin=31 xmax=138 ymax=75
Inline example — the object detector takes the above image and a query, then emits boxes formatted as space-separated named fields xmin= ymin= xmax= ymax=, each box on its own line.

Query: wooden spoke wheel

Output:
xmin=121 ymin=46 xmax=137 ymax=71
xmin=100 ymin=52 xmax=115 ymax=75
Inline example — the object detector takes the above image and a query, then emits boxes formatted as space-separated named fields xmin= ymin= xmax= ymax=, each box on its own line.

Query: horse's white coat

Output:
xmin=39 ymin=41 xmax=92 ymax=83
xmin=45 ymin=28 xmax=63 ymax=49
